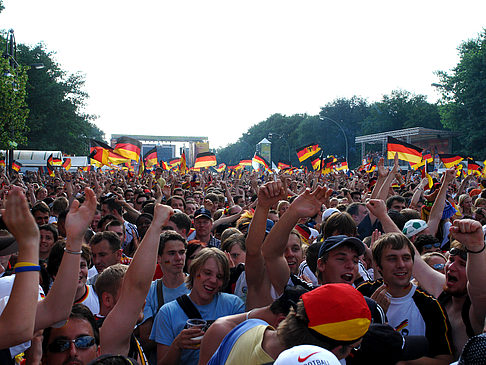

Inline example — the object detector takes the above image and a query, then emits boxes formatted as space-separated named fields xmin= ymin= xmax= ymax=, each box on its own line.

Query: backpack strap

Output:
xmin=176 ymin=294 xmax=202 ymax=319
xmin=156 ymin=278 xmax=165 ymax=312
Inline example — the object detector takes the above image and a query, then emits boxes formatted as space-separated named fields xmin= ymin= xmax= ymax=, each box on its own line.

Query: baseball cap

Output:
xmin=318 ymin=235 xmax=365 ymax=258
xmin=322 ymin=208 xmax=339 ymax=221
xmin=402 ymin=219 xmax=428 ymax=238
xmin=194 ymin=207 xmax=212 ymax=220
xmin=301 ymin=283 xmax=371 ymax=342
xmin=349 ymin=324 xmax=429 ymax=364
xmin=274 ymin=345 xmax=340 ymax=365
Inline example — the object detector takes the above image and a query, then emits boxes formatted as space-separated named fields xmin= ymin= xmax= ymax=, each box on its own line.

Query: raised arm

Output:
xmin=262 ymin=186 xmax=327 ymax=296
xmin=100 ymin=203 xmax=173 ymax=356
xmin=376 ymin=153 xmax=399 ymax=202
xmin=450 ymin=219 xmax=486 ymax=334
xmin=409 ymin=178 xmax=427 ymax=210
xmin=0 ymin=187 xmax=40 ymax=348
xmin=428 ymin=169 xmax=456 ymax=236
xmin=245 ymin=180 xmax=286 ymax=309
xmin=35 ymin=187 xmax=97 ymax=331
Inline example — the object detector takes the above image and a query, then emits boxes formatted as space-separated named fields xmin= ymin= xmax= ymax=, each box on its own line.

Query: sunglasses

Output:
xmin=423 ymin=243 xmax=441 ymax=250
xmin=432 ymin=263 xmax=445 ymax=270
xmin=450 ymin=248 xmax=467 ymax=261
xmin=47 ymin=335 xmax=95 ymax=353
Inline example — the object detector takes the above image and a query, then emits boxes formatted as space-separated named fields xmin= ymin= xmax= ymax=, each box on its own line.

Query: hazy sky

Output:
xmin=1 ymin=1 xmax=485 ymax=149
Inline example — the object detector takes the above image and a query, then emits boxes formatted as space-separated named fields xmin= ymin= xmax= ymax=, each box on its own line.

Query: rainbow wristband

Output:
xmin=13 ymin=262 xmax=39 ymax=269
xmin=14 ymin=265 xmax=40 ymax=273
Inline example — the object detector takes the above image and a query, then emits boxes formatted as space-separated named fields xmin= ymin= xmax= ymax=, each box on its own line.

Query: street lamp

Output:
xmin=268 ymin=132 xmax=290 ymax=161
xmin=319 ymin=116 xmax=348 ymax=163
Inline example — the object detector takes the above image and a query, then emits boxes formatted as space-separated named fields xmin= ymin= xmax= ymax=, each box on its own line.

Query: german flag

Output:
xmin=12 ymin=161 xmax=22 ymax=172
xmin=252 ymin=152 xmax=269 ymax=170
xmin=228 ymin=164 xmax=239 ymax=170
xmin=278 ymin=160 xmax=291 ymax=170
xmin=216 ymin=163 xmax=226 ymax=172
xmin=335 ymin=160 xmax=348 ymax=171
xmin=467 ymin=158 xmax=480 ymax=175
xmin=0 ymin=159 xmax=5 ymax=168
xmin=62 ymin=158 xmax=72 ymax=171
xmin=194 ymin=152 xmax=217 ymax=169
xmin=439 ymin=154 xmax=463 ymax=168
xmin=51 ymin=157 xmax=63 ymax=166
xmin=113 ymin=136 xmax=142 ymax=162
xmin=387 ymin=136 xmax=422 ymax=165
xmin=143 ymin=147 xmax=158 ymax=169
xmin=239 ymin=159 xmax=252 ymax=167
xmin=296 ymin=143 xmax=321 ymax=163
xmin=311 ymin=156 xmax=321 ymax=171
xmin=169 ymin=158 xmax=181 ymax=167
xmin=47 ymin=154 xmax=56 ymax=177
xmin=180 ymin=152 xmax=187 ymax=174
xmin=160 ymin=160 xmax=169 ymax=170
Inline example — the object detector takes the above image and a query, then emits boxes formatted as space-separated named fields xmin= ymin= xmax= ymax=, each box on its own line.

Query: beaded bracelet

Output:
xmin=13 ymin=262 xmax=39 ymax=269
xmin=14 ymin=265 xmax=40 ymax=273
xmin=64 ymin=247 xmax=82 ymax=255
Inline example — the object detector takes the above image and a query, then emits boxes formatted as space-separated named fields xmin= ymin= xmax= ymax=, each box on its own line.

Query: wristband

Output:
xmin=14 ymin=261 xmax=39 ymax=269
xmin=14 ymin=265 xmax=40 ymax=273
xmin=466 ymin=242 xmax=486 ymax=254
xmin=64 ymin=247 xmax=82 ymax=255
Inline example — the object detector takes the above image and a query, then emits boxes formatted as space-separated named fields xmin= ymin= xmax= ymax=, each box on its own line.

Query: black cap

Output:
xmin=194 ymin=207 xmax=212 ymax=220
xmin=318 ymin=235 xmax=365 ymax=258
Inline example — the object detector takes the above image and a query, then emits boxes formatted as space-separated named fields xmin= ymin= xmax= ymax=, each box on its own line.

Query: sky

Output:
xmin=1 ymin=1 xmax=486 ymax=150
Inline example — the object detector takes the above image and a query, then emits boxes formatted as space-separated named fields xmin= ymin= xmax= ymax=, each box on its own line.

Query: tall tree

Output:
xmin=435 ymin=30 xmax=486 ymax=158
xmin=16 ymin=42 xmax=104 ymax=155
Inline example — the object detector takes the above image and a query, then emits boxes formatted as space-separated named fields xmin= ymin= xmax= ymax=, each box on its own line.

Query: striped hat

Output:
xmin=301 ymin=284 xmax=371 ymax=342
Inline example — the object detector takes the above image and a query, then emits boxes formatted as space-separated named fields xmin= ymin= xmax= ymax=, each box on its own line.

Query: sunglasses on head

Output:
xmin=423 ymin=243 xmax=441 ymax=250
xmin=450 ymin=248 xmax=467 ymax=261
xmin=47 ymin=335 xmax=95 ymax=353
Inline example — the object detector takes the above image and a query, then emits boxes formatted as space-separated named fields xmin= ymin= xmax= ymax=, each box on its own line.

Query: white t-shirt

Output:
xmin=386 ymin=284 xmax=426 ymax=337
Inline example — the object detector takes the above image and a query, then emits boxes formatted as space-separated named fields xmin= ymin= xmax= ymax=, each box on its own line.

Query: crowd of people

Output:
xmin=0 ymin=155 xmax=486 ymax=365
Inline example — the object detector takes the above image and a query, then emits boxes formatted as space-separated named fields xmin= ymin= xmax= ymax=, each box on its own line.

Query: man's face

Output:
xmin=235 ymin=197 xmax=245 ymax=207
xmin=170 ymin=197 xmax=185 ymax=211
xmin=34 ymin=211 xmax=49 ymax=226
xmin=351 ymin=194 xmax=362 ymax=202
xmin=78 ymin=257 xmax=89 ymax=291
xmin=158 ymin=240 xmax=186 ymax=275
xmin=100 ymin=204 xmax=112 ymax=218
xmin=164 ymin=220 xmax=187 ymax=239
xmin=353 ymin=205 xmax=368 ymax=225
xmin=91 ymin=240 xmax=120 ymax=273
xmin=134 ymin=197 xmax=147 ymax=211
xmin=185 ymin=203 xmax=197 ymax=217
xmin=444 ymin=253 xmax=467 ymax=297
xmin=43 ymin=318 xmax=98 ymax=365
xmin=107 ymin=225 xmax=125 ymax=243
xmin=317 ymin=246 xmax=359 ymax=285
xmin=284 ymin=234 xmax=303 ymax=275
xmin=278 ymin=202 xmax=290 ymax=217
xmin=191 ymin=257 xmax=223 ymax=305
xmin=40 ymin=229 xmax=56 ymax=257
xmin=229 ymin=244 xmax=246 ymax=266
xmin=194 ymin=217 xmax=212 ymax=237
xmin=125 ymin=191 xmax=134 ymax=201
xmin=379 ymin=245 xmax=413 ymax=293
xmin=91 ymin=211 xmax=101 ymax=232
xmin=136 ymin=217 xmax=152 ymax=239
xmin=390 ymin=200 xmax=406 ymax=212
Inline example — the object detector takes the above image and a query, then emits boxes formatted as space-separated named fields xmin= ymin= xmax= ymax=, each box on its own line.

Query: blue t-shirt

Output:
xmin=150 ymin=292 xmax=245 ymax=365
xmin=142 ymin=279 xmax=190 ymax=323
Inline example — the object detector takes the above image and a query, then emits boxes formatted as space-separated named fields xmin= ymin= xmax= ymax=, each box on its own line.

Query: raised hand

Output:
xmin=1 ymin=186 xmax=39 ymax=249
xmin=257 ymin=180 xmax=286 ymax=210
xmin=450 ymin=219 xmax=485 ymax=251
xmin=65 ymin=187 xmax=97 ymax=241
xmin=290 ymin=186 xmax=327 ymax=219
xmin=366 ymin=199 xmax=387 ymax=219
xmin=152 ymin=204 xmax=174 ymax=229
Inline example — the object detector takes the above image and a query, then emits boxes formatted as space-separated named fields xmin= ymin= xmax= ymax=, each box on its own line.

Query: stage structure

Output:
xmin=111 ymin=135 xmax=208 ymax=167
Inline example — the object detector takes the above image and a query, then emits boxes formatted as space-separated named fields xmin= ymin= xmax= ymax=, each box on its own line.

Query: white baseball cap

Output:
xmin=274 ymin=345 xmax=340 ymax=365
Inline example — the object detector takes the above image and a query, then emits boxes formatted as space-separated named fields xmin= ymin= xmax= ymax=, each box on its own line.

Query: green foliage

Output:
xmin=436 ymin=30 xmax=486 ymax=158
xmin=14 ymin=43 xmax=104 ymax=155
xmin=0 ymin=56 xmax=29 ymax=149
